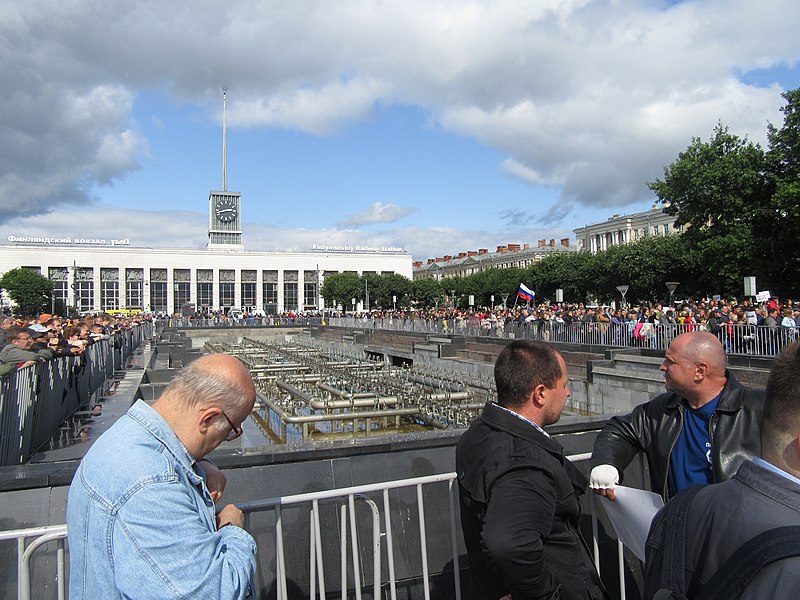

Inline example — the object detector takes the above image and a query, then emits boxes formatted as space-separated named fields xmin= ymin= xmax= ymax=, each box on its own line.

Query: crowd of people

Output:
xmin=331 ymin=296 xmax=800 ymax=354
xmin=0 ymin=312 xmax=153 ymax=377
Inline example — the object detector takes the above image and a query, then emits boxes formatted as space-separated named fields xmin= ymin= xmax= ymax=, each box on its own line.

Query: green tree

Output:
xmin=410 ymin=278 xmax=443 ymax=309
xmin=763 ymin=89 xmax=800 ymax=295
xmin=0 ymin=268 xmax=54 ymax=316
xmin=463 ymin=267 xmax=525 ymax=308
xmin=531 ymin=252 xmax=599 ymax=303
xmin=320 ymin=271 xmax=362 ymax=310
xmin=648 ymin=124 xmax=773 ymax=296
xmin=598 ymin=235 xmax=698 ymax=303
xmin=369 ymin=273 xmax=412 ymax=309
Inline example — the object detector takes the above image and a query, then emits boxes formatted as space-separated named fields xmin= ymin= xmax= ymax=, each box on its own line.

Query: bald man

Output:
xmin=590 ymin=332 xmax=764 ymax=500
xmin=67 ymin=354 xmax=258 ymax=599
xmin=643 ymin=342 xmax=800 ymax=598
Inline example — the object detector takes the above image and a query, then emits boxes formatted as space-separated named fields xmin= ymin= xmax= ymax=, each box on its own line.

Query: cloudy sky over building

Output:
xmin=1 ymin=0 xmax=798 ymax=261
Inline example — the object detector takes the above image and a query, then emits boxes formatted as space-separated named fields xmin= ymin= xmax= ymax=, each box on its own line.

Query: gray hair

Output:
xmin=163 ymin=356 xmax=252 ymax=414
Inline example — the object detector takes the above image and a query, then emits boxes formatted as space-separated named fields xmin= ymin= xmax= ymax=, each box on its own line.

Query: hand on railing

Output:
xmin=216 ymin=504 xmax=246 ymax=530
xmin=589 ymin=464 xmax=619 ymax=501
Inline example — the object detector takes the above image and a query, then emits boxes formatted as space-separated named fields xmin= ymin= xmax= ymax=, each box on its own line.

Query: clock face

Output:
xmin=214 ymin=198 xmax=237 ymax=222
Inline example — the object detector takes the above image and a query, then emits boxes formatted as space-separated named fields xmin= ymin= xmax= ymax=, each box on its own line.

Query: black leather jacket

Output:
xmin=457 ymin=402 xmax=608 ymax=600
xmin=591 ymin=371 xmax=764 ymax=499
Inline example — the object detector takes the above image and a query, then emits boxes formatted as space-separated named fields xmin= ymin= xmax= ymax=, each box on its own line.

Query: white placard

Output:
xmin=597 ymin=486 xmax=665 ymax=562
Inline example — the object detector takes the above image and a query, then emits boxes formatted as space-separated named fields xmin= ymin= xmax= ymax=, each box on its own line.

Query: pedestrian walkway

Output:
xmin=27 ymin=342 xmax=155 ymax=464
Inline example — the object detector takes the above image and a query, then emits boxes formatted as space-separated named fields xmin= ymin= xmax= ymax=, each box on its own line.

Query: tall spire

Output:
xmin=222 ymin=87 xmax=228 ymax=192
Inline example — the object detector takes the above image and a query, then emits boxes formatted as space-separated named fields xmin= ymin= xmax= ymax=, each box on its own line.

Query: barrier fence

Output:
xmin=324 ymin=317 xmax=796 ymax=357
xmin=0 ymin=322 xmax=153 ymax=466
xmin=3 ymin=453 xmax=642 ymax=600
xmin=160 ymin=314 xmax=795 ymax=357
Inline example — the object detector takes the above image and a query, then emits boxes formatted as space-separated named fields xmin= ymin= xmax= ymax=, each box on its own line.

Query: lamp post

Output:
xmin=616 ymin=284 xmax=629 ymax=309
xmin=665 ymin=281 xmax=679 ymax=307
xmin=451 ymin=289 xmax=456 ymax=309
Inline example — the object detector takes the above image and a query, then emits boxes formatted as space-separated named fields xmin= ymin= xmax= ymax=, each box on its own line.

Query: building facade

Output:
xmin=0 ymin=189 xmax=411 ymax=315
xmin=573 ymin=206 xmax=679 ymax=254
xmin=413 ymin=239 xmax=574 ymax=280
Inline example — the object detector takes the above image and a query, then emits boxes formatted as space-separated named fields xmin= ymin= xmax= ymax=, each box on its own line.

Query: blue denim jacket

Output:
xmin=67 ymin=400 xmax=257 ymax=599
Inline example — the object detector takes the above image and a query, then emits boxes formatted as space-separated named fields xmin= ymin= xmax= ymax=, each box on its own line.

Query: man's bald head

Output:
xmin=162 ymin=353 xmax=256 ymax=414
xmin=671 ymin=332 xmax=727 ymax=377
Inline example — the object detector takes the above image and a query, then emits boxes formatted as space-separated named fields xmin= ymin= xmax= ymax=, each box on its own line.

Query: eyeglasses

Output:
xmin=220 ymin=410 xmax=243 ymax=441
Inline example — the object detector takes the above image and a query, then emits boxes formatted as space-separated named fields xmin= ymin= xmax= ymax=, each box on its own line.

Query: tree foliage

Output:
xmin=762 ymin=89 xmax=800 ymax=294
xmin=647 ymin=89 xmax=800 ymax=297
xmin=320 ymin=271 xmax=363 ymax=309
xmin=648 ymin=123 xmax=772 ymax=296
xmin=531 ymin=252 xmax=601 ymax=304
xmin=410 ymin=278 xmax=443 ymax=308
xmin=0 ymin=268 xmax=54 ymax=316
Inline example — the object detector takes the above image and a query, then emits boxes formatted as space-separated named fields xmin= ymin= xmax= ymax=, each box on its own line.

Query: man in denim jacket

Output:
xmin=67 ymin=354 xmax=257 ymax=599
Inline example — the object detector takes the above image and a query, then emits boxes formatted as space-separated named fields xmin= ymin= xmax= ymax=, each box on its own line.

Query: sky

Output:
xmin=1 ymin=0 xmax=799 ymax=263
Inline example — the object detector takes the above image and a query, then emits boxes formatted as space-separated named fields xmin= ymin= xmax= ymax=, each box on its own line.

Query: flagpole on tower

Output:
xmin=222 ymin=87 xmax=228 ymax=192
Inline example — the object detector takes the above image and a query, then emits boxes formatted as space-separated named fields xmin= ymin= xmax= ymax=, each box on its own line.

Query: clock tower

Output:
xmin=207 ymin=87 xmax=244 ymax=250
xmin=207 ymin=190 xmax=243 ymax=249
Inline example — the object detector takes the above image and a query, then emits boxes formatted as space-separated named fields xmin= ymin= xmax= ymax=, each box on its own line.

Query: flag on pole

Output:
xmin=517 ymin=283 xmax=535 ymax=302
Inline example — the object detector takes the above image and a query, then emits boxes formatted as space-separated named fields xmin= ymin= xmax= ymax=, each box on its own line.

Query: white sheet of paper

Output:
xmin=598 ymin=485 xmax=665 ymax=562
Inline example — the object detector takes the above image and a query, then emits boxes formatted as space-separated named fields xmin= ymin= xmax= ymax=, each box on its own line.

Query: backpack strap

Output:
xmin=700 ymin=526 xmax=800 ymax=600
xmin=655 ymin=484 xmax=707 ymax=594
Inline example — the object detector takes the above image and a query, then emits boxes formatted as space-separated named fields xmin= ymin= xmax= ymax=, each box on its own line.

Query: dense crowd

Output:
xmin=0 ymin=312 xmax=153 ymax=377
xmin=328 ymin=296 xmax=800 ymax=354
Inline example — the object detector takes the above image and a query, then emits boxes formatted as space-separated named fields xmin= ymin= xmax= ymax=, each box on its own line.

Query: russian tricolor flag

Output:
xmin=517 ymin=283 xmax=535 ymax=302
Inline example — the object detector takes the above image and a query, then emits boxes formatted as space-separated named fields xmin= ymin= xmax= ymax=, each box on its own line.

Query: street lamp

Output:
xmin=451 ymin=289 xmax=456 ymax=309
xmin=665 ymin=281 xmax=679 ymax=307
xmin=616 ymin=284 xmax=629 ymax=309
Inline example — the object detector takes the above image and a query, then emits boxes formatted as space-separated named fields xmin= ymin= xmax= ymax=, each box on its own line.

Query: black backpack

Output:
xmin=652 ymin=485 xmax=800 ymax=599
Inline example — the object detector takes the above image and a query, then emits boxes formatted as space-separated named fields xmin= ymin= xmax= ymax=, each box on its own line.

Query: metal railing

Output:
xmin=0 ymin=322 xmax=153 ymax=466
xmin=239 ymin=472 xmax=461 ymax=600
xmin=160 ymin=316 xmax=324 ymax=328
xmin=0 ymin=524 xmax=68 ymax=600
xmin=2 ymin=452 xmax=644 ymax=600
xmin=325 ymin=317 xmax=796 ymax=356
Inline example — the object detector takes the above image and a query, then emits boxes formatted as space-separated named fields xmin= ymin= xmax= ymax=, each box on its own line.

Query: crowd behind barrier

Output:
xmin=326 ymin=314 xmax=797 ymax=356
xmin=163 ymin=313 xmax=324 ymax=328
xmin=162 ymin=298 xmax=799 ymax=358
xmin=0 ymin=317 xmax=153 ymax=466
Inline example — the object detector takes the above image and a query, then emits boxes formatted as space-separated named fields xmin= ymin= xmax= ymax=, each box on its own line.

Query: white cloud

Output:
xmin=0 ymin=0 xmax=798 ymax=238
xmin=336 ymin=202 xmax=416 ymax=227
xmin=231 ymin=78 xmax=392 ymax=135
xmin=0 ymin=204 xmax=573 ymax=263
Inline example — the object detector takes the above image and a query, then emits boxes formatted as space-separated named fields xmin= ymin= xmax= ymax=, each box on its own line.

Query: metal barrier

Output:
xmin=239 ymin=472 xmax=461 ymax=600
xmin=160 ymin=316 xmax=325 ymax=328
xmin=325 ymin=317 xmax=796 ymax=357
xmin=0 ymin=322 xmax=153 ymax=466
xmin=2 ymin=452 xmax=641 ymax=600
xmin=0 ymin=524 xmax=69 ymax=600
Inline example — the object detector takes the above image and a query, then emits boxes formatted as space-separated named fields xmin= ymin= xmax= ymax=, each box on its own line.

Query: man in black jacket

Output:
xmin=457 ymin=340 xmax=607 ymax=600
xmin=590 ymin=331 xmax=764 ymax=501
xmin=643 ymin=341 xmax=800 ymax=598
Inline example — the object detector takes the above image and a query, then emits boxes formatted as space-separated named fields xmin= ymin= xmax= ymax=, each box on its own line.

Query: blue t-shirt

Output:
xmin=668 ymin=393 xmax=721 ymax=496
